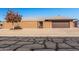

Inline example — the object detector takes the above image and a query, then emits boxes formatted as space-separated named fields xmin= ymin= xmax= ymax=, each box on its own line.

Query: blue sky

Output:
xmin=0 ymin=8 xmax=79 ymax=21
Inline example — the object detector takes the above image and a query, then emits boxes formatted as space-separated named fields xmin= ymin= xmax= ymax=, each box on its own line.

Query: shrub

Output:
xmin=14 ymin=26 xmax=22 ymax=30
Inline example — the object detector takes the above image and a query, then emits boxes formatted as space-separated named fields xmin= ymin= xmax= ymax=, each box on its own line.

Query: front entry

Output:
xmin=37 ymin=21 xmax=43 ymax=28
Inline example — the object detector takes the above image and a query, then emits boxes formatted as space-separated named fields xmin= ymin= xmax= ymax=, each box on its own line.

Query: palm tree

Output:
xmin=5 ymin=10 xmax=22 ymax=29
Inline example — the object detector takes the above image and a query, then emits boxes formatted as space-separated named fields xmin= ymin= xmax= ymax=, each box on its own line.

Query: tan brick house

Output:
xmin=1 ymin=16 xmax=77 ymax=29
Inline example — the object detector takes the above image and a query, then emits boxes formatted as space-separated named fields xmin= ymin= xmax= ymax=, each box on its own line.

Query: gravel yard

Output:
xmin=0 ymin=28 xmax=79 ymax=37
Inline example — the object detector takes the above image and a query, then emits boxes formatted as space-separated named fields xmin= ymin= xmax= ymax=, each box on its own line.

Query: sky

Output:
xmin=0 ymin=8 xmax=79 ymax=21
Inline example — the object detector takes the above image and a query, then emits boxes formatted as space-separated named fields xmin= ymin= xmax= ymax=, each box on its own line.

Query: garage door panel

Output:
xmin=53 ymin=22 xmax=70 ymax=28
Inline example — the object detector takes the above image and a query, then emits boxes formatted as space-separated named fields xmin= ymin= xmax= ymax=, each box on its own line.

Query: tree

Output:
xmin=5 ymin=10 xmax=22 ymax=29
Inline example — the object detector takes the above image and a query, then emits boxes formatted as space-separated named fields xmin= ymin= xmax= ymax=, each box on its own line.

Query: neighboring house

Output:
xmin=76 ymin=20 xmax=79 ymax=27
xmin=2 ymin=16 xmax=77 ymax=29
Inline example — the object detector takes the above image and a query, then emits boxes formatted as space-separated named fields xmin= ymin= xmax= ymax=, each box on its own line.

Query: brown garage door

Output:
xmin=53 ymin=22 xmax=70 ymax=28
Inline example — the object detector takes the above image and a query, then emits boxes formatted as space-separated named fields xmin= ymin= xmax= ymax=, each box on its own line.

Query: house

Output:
xmin=2 ymin=16 xmax=77 ymax=29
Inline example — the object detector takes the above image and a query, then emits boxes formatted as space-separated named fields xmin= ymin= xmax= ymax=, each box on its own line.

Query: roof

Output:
xmin=22 ymin=17 xmax=45 ymax=21
xmin=22 ymin=16 xmax=76 ymax=21
xmin=46 ymin=16 xmax=74 ymax=19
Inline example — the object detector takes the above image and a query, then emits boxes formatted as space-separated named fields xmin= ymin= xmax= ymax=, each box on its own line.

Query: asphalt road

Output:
xmin=0 ymin=37 xmax=79 ymax=51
